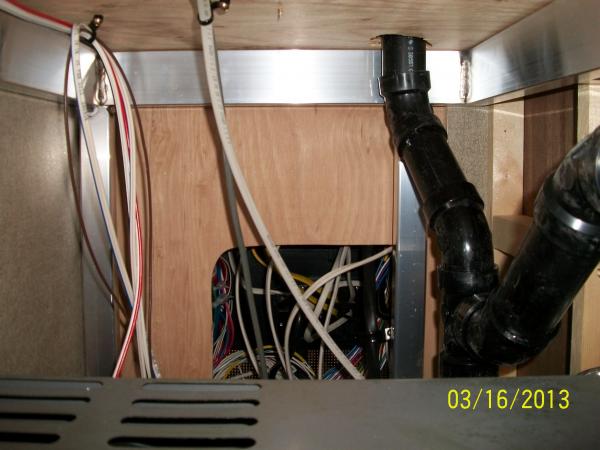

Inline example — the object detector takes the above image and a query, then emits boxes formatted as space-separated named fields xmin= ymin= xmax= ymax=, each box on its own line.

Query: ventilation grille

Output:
xmin=0 ymin=379 xmax=260 ymax=449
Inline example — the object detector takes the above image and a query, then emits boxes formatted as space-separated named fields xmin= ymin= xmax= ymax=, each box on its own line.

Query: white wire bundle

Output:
xmin=0 ymin=1 xmax=155 ymax=378
xmin=71 ymin=27 xmax=152 ymax=378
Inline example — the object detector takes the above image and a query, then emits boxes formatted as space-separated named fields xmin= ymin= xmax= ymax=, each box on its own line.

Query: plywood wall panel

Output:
xmin=141 ymin=105 xmax=396 ymax=377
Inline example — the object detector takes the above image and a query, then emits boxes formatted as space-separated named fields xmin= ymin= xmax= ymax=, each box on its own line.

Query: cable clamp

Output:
xmin=383 ymin=327 xmax=394 ymax=341
xmin=81 ymin=14 xmax=103 ymax=45
xmin=198 ymin=1 xmax=231 ymax=26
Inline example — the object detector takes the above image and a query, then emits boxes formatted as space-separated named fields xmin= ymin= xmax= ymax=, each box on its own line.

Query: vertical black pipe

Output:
xmin=380 ymin=35 xmax=498 ymax=376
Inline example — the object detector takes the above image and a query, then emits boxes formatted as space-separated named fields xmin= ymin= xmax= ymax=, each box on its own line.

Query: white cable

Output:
xmin=305 ymin=316 xmax=349 ymax=344
xmin=283 ymin=246 xmax=393 ymax=377
xmin=4 ymin=0 xmax=153 ymax=378
xmin=303 ymin=247 xmax=346 ymax=343
xmin=72 ymin=26 xmax=151 ymax=378
xmin=234 ymin=268 xmax=260 ymax=376
xmin=94 ymin=41 xmax=152 ymax=378
xmin=99 ymin=43 xmax=155 ymax=378
xmin=265 ymin=259 xmax=288 ymax=378
xmin=318 ymin=247 xmax=350 ymax=378
xmin=197 ymin=1 xmax=363 ymax=379
xmin=71 ymin=26 xmax=144 ymax=377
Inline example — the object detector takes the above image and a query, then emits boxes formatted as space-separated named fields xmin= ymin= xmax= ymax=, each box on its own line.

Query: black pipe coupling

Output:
xmin=379 ymin=34 xmax=430 ymax=96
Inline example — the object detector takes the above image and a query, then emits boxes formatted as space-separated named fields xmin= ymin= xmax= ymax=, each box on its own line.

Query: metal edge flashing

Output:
xmin=0 ymin=12 xmax=96 ymax=101
xmin=463 ymin=0 xmax=600 ymax=103
xmin=114 ymin=49 xmax=462 ymax=105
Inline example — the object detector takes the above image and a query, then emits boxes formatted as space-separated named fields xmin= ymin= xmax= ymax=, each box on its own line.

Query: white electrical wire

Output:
xmin=283 ymin=246 xmax=393 ymax=377
xmin=3 ymin=0 xmax=153 ymax=378
xmin=319 ymin=248 xmax=350 ymax=378
xmin=265 ymin=259 xmax=288 ymax=377
xmin=197 ymin=0 xmax=363 ymax=379
xmin=71 ymin=25 xmax=152 ymax=378
xmin=234 ymin=268 xmax=260 ymax=376
xmin=303 ymin=247 xmax=346 ymax=343
xmin=91 ymin=38 xmax=153 ymax=378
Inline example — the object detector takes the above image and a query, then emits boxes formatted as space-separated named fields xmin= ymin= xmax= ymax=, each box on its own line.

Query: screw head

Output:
xmin=92 ymin=14 xmax=104 ymax=29
xmin=213 ymin=0 xmax=230 ymax=14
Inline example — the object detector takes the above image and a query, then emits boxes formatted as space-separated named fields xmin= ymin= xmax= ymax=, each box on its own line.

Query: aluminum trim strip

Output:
xmin=0 ymin=12 xmax=96 ymax=99
xmin=80 ymin=107 xmax=116 ymax=376
xmin=464 ymin=0 xmax=600 ymax=103
xmin=391 ymin=162 xmax=427 ymax=378
xmin=114 ymin=49 xmax=461 ymax=105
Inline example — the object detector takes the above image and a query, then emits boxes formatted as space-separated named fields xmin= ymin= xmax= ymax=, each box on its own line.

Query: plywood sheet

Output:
xmin=141 ymin=105 xmax=396 ymax=377
xmin=19 ymin=0 xmax=550 ymax=51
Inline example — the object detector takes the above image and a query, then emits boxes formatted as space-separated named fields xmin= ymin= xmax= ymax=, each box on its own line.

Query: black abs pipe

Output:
xmin=380 ymin=35 xmax=498 ymax=376
xmin=379 ymin=34 xmax=600 ymax=376
xmin=465 ymin=128 xmax=600 ymax=364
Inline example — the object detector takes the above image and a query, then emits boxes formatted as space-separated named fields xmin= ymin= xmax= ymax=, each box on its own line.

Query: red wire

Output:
xmin=114 ymin=203 xmax=144 ymax=377
xmin=6 ymin=0 xmax=72 ymax=28
xmin=105 ymin=55 xmax=132 ymax=156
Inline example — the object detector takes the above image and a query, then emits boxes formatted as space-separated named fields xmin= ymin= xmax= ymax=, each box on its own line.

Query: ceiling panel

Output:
xmin=19 ymin=0 xmax=551 ymax=51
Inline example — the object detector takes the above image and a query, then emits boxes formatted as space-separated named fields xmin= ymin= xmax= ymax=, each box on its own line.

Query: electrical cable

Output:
xmin=197 ymin=2 xmax=363 ymax=378
xmin=234 ymin=266 xmax=260 ymax=376
xmin=70 ymin=26 xmax=144 ymax=378
xmin=62 ymin=50 xmax=128 ymax=319
xmin=2 ymin=0 xmax=154 ymax=378
xmin=223 ymin=161 xmax=268 ymax=379
xmin=318 ymin=247 xmax=349 ymax=378
xmin=78 ymin=27 xmax=152 ymax=378
xmin=265 ymin=259 xmax=287 ymax=377
xmin=96 ymin=38 xmax=156 ymax=357
xmin=283 ymin=246 xmax=392 ymax=377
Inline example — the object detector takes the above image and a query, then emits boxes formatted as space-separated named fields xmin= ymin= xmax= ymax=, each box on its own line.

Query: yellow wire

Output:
xmin=251 ymin=248 xmax=338 ymax=315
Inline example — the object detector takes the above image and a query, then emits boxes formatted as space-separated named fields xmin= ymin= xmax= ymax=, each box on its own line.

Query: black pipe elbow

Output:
xmin=464 ymin=127 xmax=600 ymax=365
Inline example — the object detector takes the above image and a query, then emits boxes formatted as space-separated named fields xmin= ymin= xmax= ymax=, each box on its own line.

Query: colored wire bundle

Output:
xmin=212 ymin=257 xmax=234 ymax=366
xmin=375 ymin=255 xmax=392 ymax=290
xmin=323 ymin=346 xmax=365 ymax=380
xmin=213 ymin=347 xmax=315 ymax=380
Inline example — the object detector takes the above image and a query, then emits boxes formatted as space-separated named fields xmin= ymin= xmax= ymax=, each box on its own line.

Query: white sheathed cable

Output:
xmin=72 ymin=26 xmax=151 ymax=378
xmin=4 ymin=0 xmax=153 ymax=378
xmin=303 ymin=247 xmax=345 ymax=343
xmin=70 ymin=27 xmax=133 ymax=306
xmin=318 ymin=247 xmax=350 ymax=378
xmin=235 ymin=268 xmax=260 ymax=376
xmin=197 ymin=0 xmax=363 ymax=379
xmin=70 ymin=26 xmax=142 ymax=377
xmin=283 ymin=246 xmax=393 ymax=377
xmin=265 ymin=259 xmax=289 ymax=378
